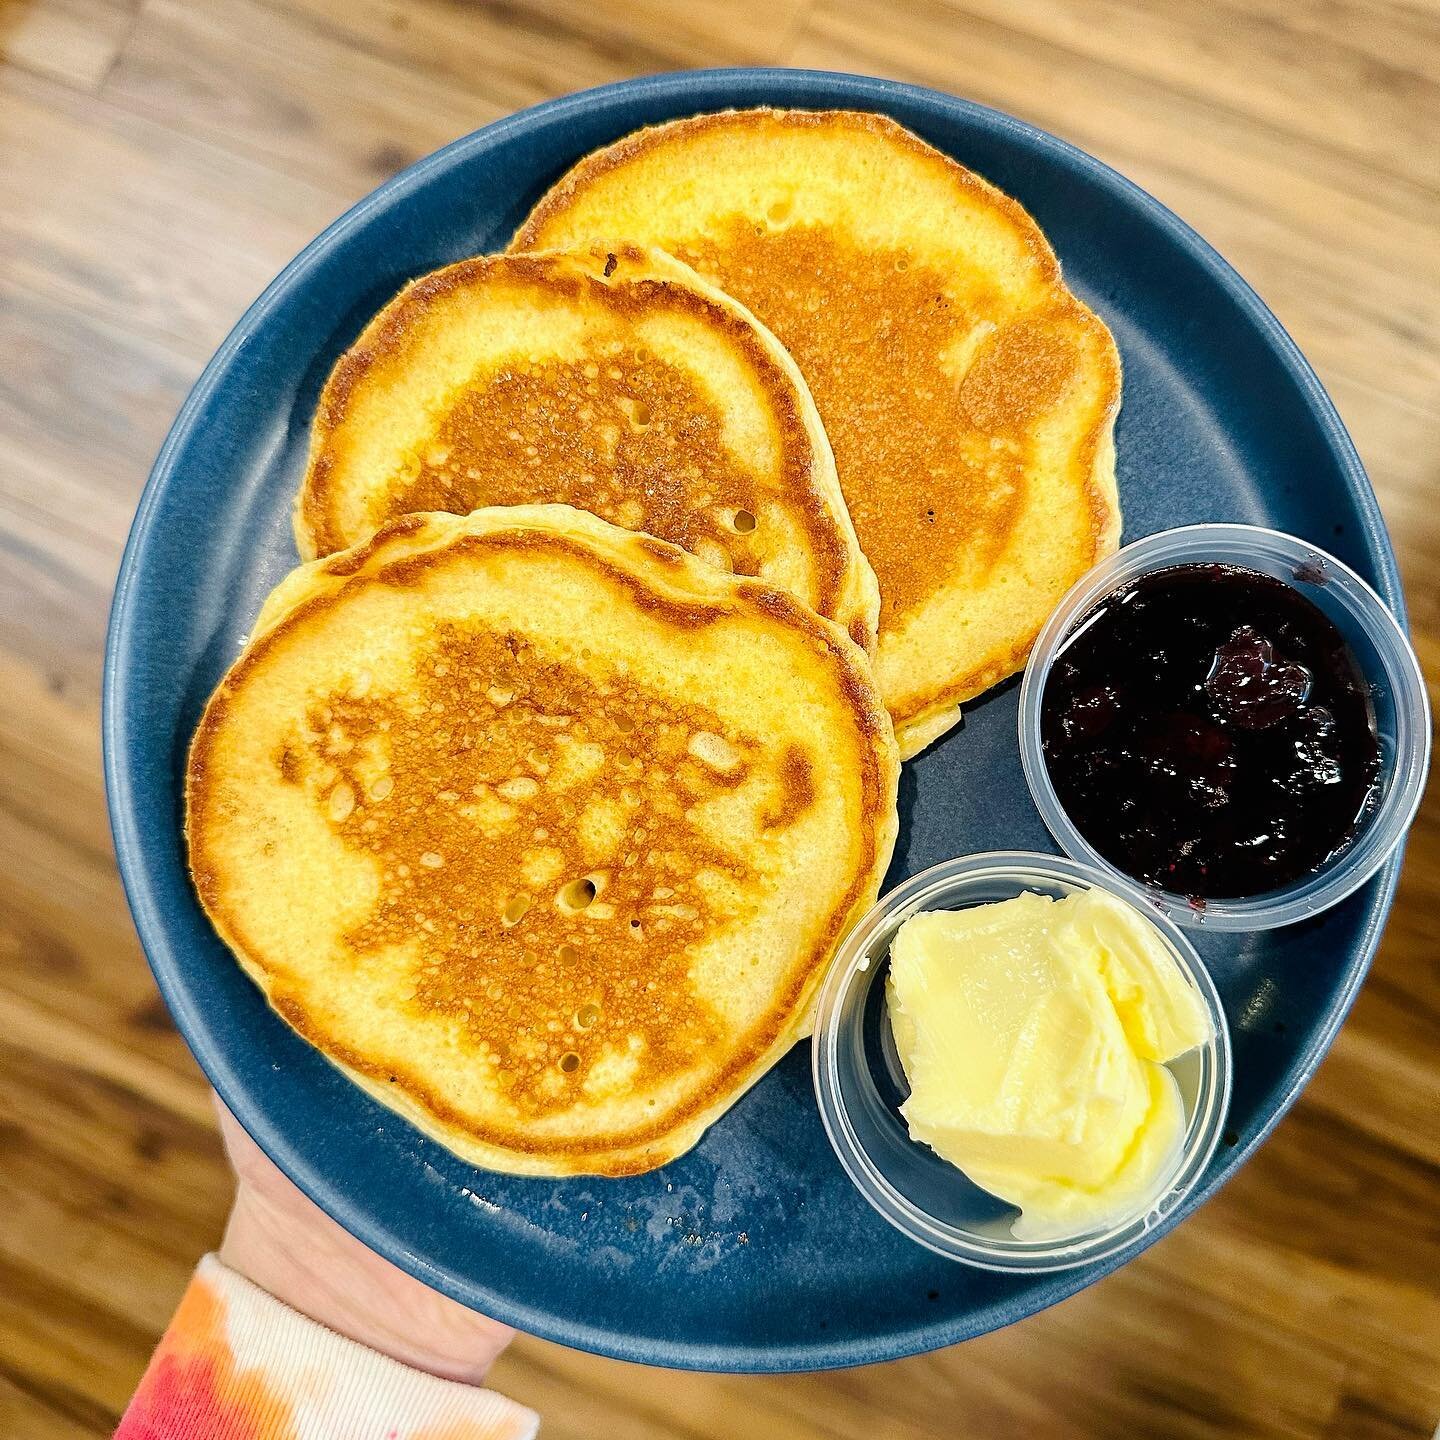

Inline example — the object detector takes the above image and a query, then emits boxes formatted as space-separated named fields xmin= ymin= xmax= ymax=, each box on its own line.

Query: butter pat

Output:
xmin=886 ymin=888 xmax=1213 ymax=1240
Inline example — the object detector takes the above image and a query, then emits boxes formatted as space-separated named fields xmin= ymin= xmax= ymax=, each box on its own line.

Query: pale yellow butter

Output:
xmin=886 ymin=888 xmax=1213 ymax=1240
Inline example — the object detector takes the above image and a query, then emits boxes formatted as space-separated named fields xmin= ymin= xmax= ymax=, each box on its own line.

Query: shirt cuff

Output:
xmin=117 ymin=1253 xmax=538 ymax=1439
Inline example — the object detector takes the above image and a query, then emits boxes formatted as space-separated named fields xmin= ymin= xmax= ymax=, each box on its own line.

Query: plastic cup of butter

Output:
xmin=810 ymin=852 xmax=1232 ymax=1271
xmin=1017 ymin=524 xmax=1430 ymax=931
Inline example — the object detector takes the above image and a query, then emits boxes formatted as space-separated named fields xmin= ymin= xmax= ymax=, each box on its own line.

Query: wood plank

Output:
xmin=1322 ymin=374 xmax=1440 ymax=634
xmin=0 ymin=1371 xmax=97 ymax=1440
xmin=0 ymin=987 xmax=214 ymax=1128
xmin=0 ymin=280 xmax=194 ymax=527
xmin=0 ymin=1251 xmax=170 ymax=1433
xmin=1307 ymin=965 xmax=1440 ymax=1171
xmin=267 ymin=0 xmax=814 ymax=100
xmin=0 ymin=284 xmax=194 ymax=860
xmin=0 ymin=0 xmax=136 ymax=91
xmin=0 ymin=1036 xmax=227 ymax=1264
xmin=0 ymin=65 xmax=347 ymax=357
xmin=99 ymin=0 xmax=810 ymax=196
xmin=0 ymin=646 xmax=207 ymax=1088
xmin=912 ymin=0 xmax=1440 ymax=193
xmin=103 ymin=0 xmax=501 ymax=192
xmin=0 ymin=282 xmax=197 ymax=681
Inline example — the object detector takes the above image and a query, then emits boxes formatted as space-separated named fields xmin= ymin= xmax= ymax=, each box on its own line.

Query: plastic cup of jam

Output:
xmin=1018 ymin=525 xmax=1430 ymax=930
xmin=811 ymin=852 xmax=1232 ymax=1270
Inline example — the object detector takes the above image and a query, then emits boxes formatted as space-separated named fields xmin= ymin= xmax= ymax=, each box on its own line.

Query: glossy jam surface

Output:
xmin=1041 ymin=563 xmax=1381 ymax=901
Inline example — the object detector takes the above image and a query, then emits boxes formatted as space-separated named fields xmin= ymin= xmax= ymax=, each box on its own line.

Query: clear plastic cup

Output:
xmin=811 ymin=852 xmax=1232 ymax=1271
xmin=1018 ymin=524 xmax=1430 ymax=931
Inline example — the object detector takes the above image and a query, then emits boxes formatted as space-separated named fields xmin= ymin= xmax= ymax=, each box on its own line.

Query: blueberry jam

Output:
xmin=1041 ymin=563 xmax=1381 ymax=900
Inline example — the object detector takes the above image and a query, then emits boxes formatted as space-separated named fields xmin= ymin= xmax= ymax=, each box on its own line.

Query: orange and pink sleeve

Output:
xmin=117 ymin=1256 xmax=538 ymax=1440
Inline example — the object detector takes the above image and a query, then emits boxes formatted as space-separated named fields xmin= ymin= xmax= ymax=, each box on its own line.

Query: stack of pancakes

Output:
xmin=188 ymin=109 xmax=1121 ymax=1177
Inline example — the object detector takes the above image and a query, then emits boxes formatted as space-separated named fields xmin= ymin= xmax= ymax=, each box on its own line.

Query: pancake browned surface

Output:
xmin=515 ymin=110 xmax=1122 ymax=756
xmin=187 ymin=505 xmax=899 ymax=1177
xmin=298 ymin=244 xmax=879 ymax=650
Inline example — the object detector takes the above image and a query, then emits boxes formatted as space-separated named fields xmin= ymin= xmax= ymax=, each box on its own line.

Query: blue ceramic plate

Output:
xmin=104 ymin=69 xmax=1404 ymax=1371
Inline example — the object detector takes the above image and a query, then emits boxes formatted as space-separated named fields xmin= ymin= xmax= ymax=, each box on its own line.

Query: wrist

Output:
xmin=219 ymin=1181 xmax=513 ymax=1386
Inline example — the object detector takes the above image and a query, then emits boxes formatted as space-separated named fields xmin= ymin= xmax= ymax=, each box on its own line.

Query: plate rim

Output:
xmin=102 ymin=66 xmax=1405 ymax=1371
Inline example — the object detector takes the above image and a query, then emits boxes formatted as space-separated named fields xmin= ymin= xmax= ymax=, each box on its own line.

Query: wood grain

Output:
xmin=1 ymin=0 xmax=1437 ymax=1436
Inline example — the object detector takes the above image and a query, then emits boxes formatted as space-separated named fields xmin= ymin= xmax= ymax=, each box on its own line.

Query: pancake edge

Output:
xmin=295 ymin=243 xmax=880 ymax=652
xmin=513 ymin=108 xmax=1124 ymax=758
xmin=189 ymin=504 xmax=900 ymax=1176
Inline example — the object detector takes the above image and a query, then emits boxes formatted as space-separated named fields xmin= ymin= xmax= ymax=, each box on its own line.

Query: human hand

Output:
xmin=214 ymin=1096 xmax=515 ymax=1385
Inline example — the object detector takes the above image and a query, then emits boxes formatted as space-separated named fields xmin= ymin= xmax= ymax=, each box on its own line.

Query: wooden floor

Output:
xmin=1 ymin=1 xmax=1438 ymax=1436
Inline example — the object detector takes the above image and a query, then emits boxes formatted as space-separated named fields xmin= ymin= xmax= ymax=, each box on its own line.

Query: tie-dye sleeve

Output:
xmin=116 ymin=1255 xmax=538 ymax=1440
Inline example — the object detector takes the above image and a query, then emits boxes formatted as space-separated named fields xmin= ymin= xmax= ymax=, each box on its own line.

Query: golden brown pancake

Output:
xmin=515 ymin=109 xmax=1123 ymax=756
xmin=187 ymin=505 xmax=899 ymax=1177
xmin=297 ymin=244 xmax=879 ymax=651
